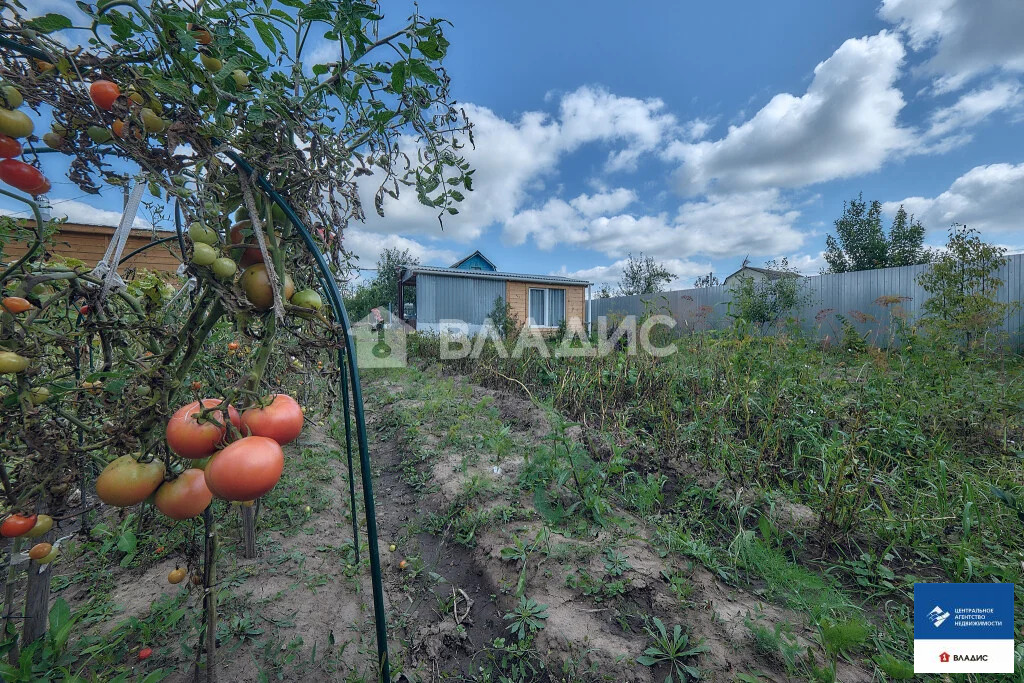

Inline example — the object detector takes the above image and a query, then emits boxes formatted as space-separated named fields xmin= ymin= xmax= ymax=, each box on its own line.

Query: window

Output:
xmin=528 ymin=288 xmax=566 ymax=327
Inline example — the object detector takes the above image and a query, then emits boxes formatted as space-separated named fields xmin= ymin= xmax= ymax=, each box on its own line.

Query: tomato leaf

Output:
xmin=24 ymin=13 xmax=72 ymax=34
xmin=390 ymin=62 xmax=406 ymax=93
xmin=408 ymin=59 xmax=440 ymax=85
xmin=252 ymin=18 xmax=277 ymax=53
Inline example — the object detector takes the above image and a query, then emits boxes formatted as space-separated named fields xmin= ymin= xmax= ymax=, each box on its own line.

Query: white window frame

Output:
xmin=528 ymin=287 xmax=566 ymax=328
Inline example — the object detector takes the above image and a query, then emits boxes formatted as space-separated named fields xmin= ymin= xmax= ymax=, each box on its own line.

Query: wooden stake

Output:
xmin=240 ymin=504 xmax=256 ymax=559
xmin=22 ymin=529 xmax=54 ymax=645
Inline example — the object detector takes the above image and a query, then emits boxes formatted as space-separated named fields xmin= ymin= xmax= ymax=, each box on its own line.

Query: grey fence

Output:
xmin=590 ymin=254 xmax=1024 ymax=349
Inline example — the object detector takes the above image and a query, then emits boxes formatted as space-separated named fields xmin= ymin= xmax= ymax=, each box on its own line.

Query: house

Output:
xmin=722 ymin=258 xmax=800 ymax=287
xmin=5 ymin=221 xmax=182 ymax=274
xmin=398 ymin=252 xmax=590 ymax=335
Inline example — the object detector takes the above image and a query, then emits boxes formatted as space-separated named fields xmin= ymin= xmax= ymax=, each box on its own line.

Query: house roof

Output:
xmin=449 ymin=250 xmax=496 ymax=270
xmin=723 ymin=265 xmax=800 ymax=281
xmin=401 ymin=264 xmax=590 ymax=286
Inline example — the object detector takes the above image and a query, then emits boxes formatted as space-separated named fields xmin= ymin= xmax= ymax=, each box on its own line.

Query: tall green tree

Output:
xmin=618 ymin=253 xmax=675 ymax=295
xmin=825 ymin=194 xmax=930 ymax=272
xmin=345 ymin=247 xmax=419 ymax=321
xmin=917 ymin=225 xmax=1015 ymax=349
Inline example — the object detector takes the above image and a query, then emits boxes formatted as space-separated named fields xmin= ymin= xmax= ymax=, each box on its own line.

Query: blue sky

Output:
xmin=6 ymin=0 xmax=1024 ymax=289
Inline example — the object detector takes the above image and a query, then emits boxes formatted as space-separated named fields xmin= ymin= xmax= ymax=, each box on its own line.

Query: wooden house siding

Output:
xmin=4 ymin=222 xmax=182 ymax=274
xmin=505 ymin=280 xmax=586 ymax=333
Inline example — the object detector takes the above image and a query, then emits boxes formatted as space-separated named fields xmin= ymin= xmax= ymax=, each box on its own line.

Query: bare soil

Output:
xmin=16 ymin=369 xmax=876 ymax=682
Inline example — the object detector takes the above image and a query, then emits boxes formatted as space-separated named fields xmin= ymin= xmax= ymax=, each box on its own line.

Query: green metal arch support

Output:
xmin=221 ymin=150 xmax=390 ymax=681
xmin=0 ymin=36 xmax=391 ymax=682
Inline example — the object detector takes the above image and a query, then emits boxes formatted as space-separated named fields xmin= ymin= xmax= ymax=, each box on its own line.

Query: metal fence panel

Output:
xmin=590 ymin=254 xmax=1024 ymax=349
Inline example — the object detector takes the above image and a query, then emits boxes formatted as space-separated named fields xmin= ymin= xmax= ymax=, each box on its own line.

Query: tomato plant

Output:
xmin=0 ymin=0 xmax=470 ymax=675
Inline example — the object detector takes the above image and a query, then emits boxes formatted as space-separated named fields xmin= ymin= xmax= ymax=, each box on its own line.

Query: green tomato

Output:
xmin=37 ymin=547 xmax=58 ymax=564
xmin=0 ymin=351 xmax=29 ymax=374
xmin=41 ymin=132 xmax=63 ymax=149
xmin=87 ymin=126 xmax=113 ymax=144
xmin=24 ymin=514 xmax=53 ymax=539
xmin=291 ymin=289 xmax=323 ymax=311
xmin=200 ymin=53 xmax=223 ymax=73
xmin=212 ymin=257 xmax=237 ymax=279
xmin=188 ymin=221 xmax=219 ymax=245
xmin=191 ymin=242 xmax=218 ymax=267
xmin=0 ymin=108 xmax=33 ymax=138
xmin=1 ymin=85 xmax=23 ymax=109
xmin=140 ymin=107 xmax=166 ymax=134
xmin=27 ymin=386 xmax=50 ymax=405
xmin=231 ymin=70 xmax=249 ymax=90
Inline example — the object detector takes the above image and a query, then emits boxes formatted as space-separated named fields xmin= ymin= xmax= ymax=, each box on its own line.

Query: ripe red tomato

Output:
xmin=1 ymin=514 xmax=37 ymax=537
xmin=0 ymin=134 xmax=21 ymax=158
xmin=166 ymin=399 xmax=241 ymax=459
xmin=229 ymin=221 xmax=263 ymax=266
xmin=79 ymin=305 xmax=91 ymax=316
xmin=89 ymin=80 xmax=121 ymax=111
xmin=1 ymin=296 xmax=32 ymax=314
xmin=28 ymin=177 xmax=50 ymax=196
xmin=154 ymin=468 xmax=212 ymax=520
xmin=138 ymin=647 xmax=153 ymax=660
xmin=0 ymin=159 xmax=46 ymax=194
xmin=95 ymin=455 xmax=165 ymax=507
xmin=241 ymin=394 xmax=304 ymax=445
xmin=28 ymin=542 xmax=52 ymax=560
xmin=204 ymin=436 xmax=284 ymax=501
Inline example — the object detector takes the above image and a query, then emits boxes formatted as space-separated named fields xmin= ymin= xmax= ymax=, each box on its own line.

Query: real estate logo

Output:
xmin=913 ymin=583 xmax=1015 ymax=674
xmin=928 ymin=605 xmax=951 ymax=627
xmin=351 ymin=310 xmax=409 ymax=369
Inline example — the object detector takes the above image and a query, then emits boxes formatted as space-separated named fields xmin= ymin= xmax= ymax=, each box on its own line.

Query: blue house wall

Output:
xmin=451 ymin=252 xmax=496 ymax=271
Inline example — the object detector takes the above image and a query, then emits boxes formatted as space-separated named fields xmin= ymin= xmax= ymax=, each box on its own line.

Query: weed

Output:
xmin=636 ymin=617 xmax=709 ymax=682
xmin=503 ymin=596 xmax=549 ymax=640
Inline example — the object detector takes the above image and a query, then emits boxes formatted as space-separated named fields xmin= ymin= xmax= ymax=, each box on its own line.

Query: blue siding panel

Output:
xmin=416 ymin=273 xmax=506 ymax=327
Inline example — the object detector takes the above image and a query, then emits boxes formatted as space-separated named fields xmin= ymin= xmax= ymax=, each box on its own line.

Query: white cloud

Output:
xmin=343 ymin=229 xmax=457 ymax=269
xmin=883 ymin=162 xmax=1024 ymax=233
xmin=665 ymin=32 xmax=912 ymax=195
xmin=504 ymin=188 xmax=806 ymax=261
xmin=569 ymin=188 xmax=636 ymax=217
xmin=880 ymin=0 xmax=1024 ymax=92
xmin=0 ymin=199 xmax=151 ymax=228
xmin=556 ymin=257 xmax=712 ymax=291
xmin=557 ymin=87 xmax=678 ymax=172
xmin=356 ymin=87 xmax=678 ymax=242
xmin=682 ymin=117 xmax=714 ymax=142
xmin=923 ymin=80 xmax=1023 ymax=141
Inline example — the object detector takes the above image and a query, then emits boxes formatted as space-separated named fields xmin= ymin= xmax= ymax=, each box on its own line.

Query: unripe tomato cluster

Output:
xmin=92 ymin=393 xmax=303 ymax=518
xmin=186 ymin=216 xmax=322 ymax=313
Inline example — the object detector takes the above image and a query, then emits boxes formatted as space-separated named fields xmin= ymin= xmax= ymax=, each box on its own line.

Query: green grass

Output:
xmin=410 ymin=325 xmax=1024 ymax=679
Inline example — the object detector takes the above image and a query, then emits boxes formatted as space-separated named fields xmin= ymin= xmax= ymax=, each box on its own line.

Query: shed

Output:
xmin=722 ymin=264 xmax=800 ymax=287
xmin=398 ymin=258 xmax=590 ymax=335
xmin=5 ymin=221 xmax=182 ymax=274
